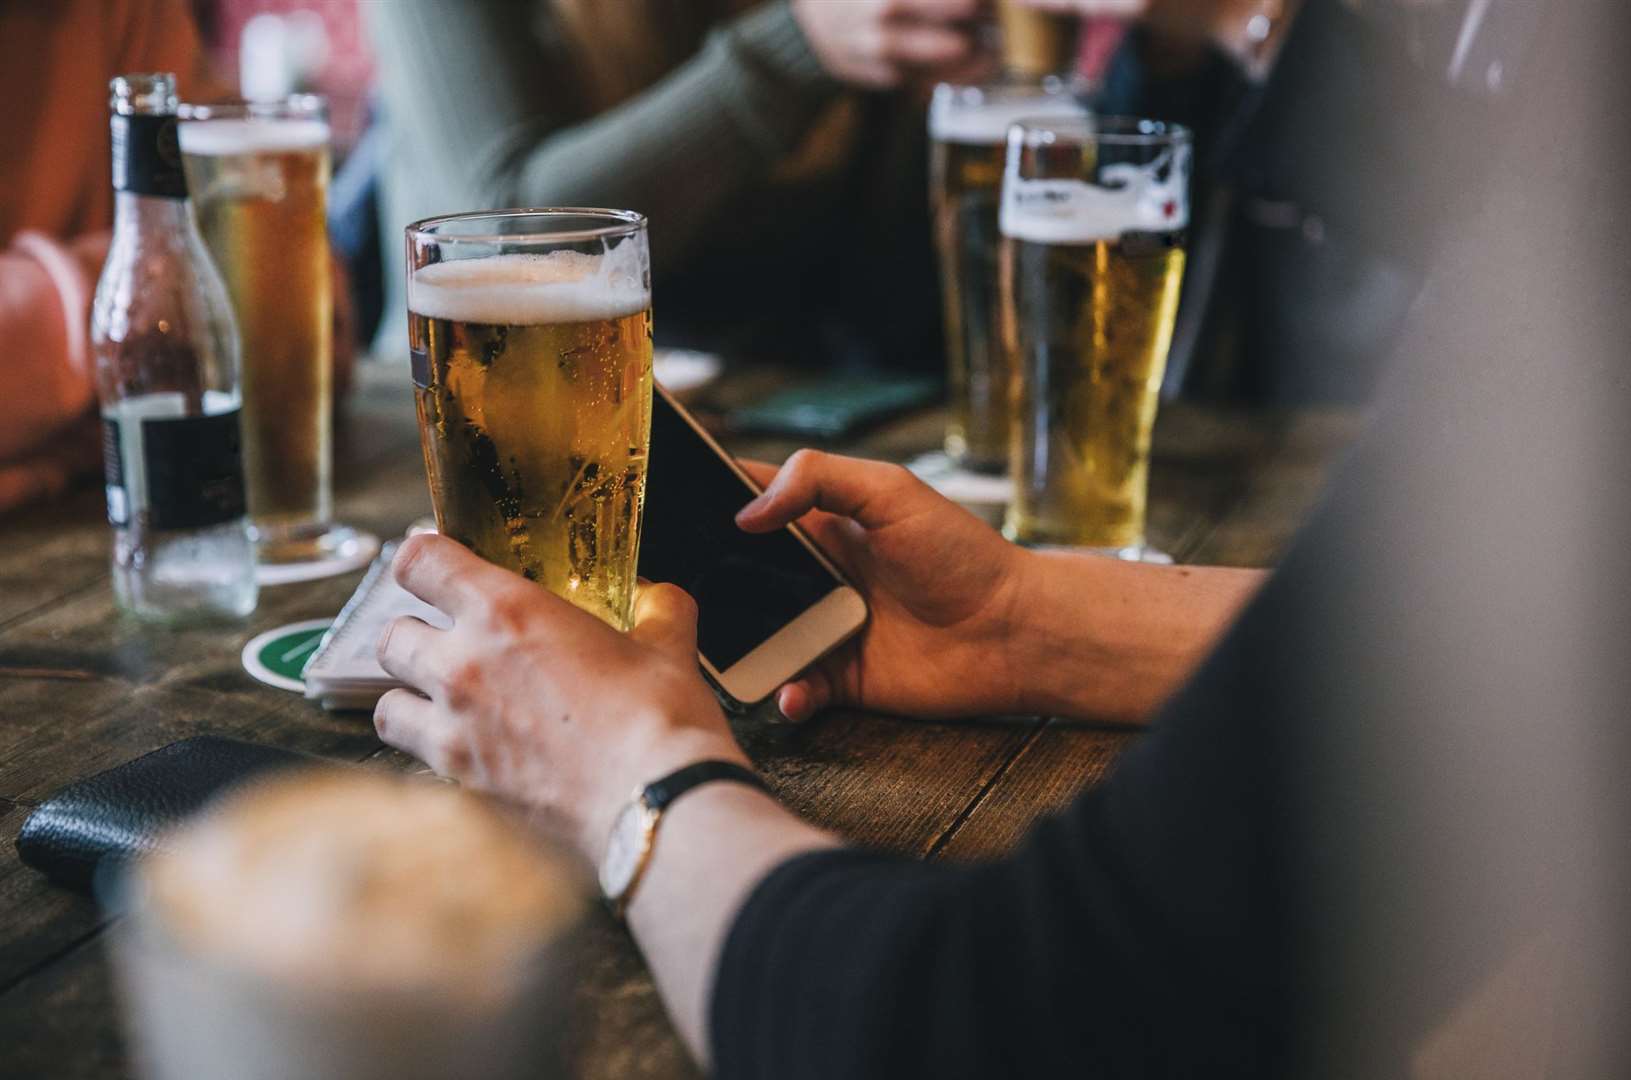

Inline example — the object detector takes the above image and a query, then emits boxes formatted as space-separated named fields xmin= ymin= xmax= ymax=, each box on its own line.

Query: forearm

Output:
xmin=1012 ymin=551 xmax=1264 ymax=722
xmin=371 ymin=1 xmax=837 ymax=274
xmin=512 ymin=4 xmax=835 ymax=269
xmin=625 ymin=783 xmax=835 ymax=1068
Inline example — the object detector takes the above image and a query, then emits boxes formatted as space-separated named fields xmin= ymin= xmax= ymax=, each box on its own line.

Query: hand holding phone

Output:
xmin=733 ymin=449 xmax=1035 ymax=723
xmin=638 ymin=388 xmax=867 ymax=704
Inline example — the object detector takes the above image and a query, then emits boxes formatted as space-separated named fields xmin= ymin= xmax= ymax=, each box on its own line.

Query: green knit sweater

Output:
xmin=367 ymin=0 xmax=942 ymax=369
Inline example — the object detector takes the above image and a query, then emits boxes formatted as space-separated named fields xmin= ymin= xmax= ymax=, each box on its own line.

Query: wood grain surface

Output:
xmin=0 ymin=363 xmax=1353 ymax=1078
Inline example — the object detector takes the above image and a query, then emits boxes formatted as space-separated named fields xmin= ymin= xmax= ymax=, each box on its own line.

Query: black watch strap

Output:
xmin=643 ymin=760 xmax=768 ymax=813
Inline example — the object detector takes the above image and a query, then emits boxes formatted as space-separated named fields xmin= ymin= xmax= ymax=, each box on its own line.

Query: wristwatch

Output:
xmin=599 ymin=759 xmax=770 ymax=919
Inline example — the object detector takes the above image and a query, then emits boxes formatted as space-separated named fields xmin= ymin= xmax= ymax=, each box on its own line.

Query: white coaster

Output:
xmin=255 ymin=529 xmax=382 ymax=587
xmin=1032 ymin=543 xmax=1175 ymax=565
xmin=907 ymin=452 xmax=1013 ymax=506
xmin=240 ymin=618 xmax=333 ymax=693
xmin=654 ymin=349 xmax=723 ymax=396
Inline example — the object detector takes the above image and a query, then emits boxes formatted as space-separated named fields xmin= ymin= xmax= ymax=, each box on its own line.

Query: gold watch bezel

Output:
xmin=602 ymin=790 xmax=662 ymax=920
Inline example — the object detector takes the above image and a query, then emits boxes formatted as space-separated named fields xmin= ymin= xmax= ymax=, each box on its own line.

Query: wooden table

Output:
xmin=0 ymin=363 xmax=1355 ymax=1078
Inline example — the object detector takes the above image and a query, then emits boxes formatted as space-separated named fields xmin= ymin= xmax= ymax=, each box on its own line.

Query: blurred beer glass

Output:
xmin=996 ymin=0 xmax=1077 ymax=80
xmin=179 ymin=97 xmax=361 ymax=567
xmin=405 ymin=209 xmax=653 ymax=631
xmin=999 ymin=117 xmax=1190 ymax=558
xmin=930 ymin=80 xmax=1086 ymax=473
xmin=111 ymin=770 xmax=586 ymax=1080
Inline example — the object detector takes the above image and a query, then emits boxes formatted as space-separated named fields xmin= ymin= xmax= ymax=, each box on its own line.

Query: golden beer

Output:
xmin=1001 ymin=233 xmax=1185 ymax=548
xmin=930 ymin=84 xmax=1084 ymax=473
xmin=1000 ymin=117 xmax=1190 ymax=555
xmin=996 ymin=0 xmax=1076 ymax=79
xmin=181 ymin=112 xmax=332 ymax=541
xmin=408 ymin=250 xmax=653 ymax=630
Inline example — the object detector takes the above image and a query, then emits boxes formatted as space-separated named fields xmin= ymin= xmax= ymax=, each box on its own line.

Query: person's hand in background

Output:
xmin=0 ymin=231 xmax=111 ymax=514
xmin=1017 ymin=0 xmax=1147 ymax=17
xmin=736 ymin=450 xmax=1033 ymax=721
xmin=1017 ymin=0 xmax=1291 ymax=65
xmin=791 ymin=0 xmax=992 ymax=89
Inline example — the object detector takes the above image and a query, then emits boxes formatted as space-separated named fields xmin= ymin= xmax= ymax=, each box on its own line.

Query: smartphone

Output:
xmin=639 ymin=385 xmax=868 ymax=705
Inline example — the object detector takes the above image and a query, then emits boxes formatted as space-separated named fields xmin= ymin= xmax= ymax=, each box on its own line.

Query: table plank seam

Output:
xmin=0 ymin=576 xmax=109 ymax=637
xmin=1178 ymin=419 xmax=1297 ymax=562
xmin=923 ymin=719 xmax=1046 ymax=861
xmin=0 ymin=922 xmax=108 ymax=1000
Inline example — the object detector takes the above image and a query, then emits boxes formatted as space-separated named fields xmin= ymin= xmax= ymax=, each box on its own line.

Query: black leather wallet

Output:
xmin=15 ymin=736 xmax=315 ymax=899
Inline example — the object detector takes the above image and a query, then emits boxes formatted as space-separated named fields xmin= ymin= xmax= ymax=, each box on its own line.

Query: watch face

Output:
xmin=599 ymin=800 xmax=647 ymax=901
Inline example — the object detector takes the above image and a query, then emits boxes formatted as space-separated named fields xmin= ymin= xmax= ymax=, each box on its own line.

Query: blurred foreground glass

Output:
xmin=406 ymin=209 xmax=653 ymax=630
xmin=930 ymin=80 xmax=1086 ymax=473
xmin=999 ymin=117 xmax=1189 ymax=557
xmin=179 ymin=96 xmax=361 ymax=567
xmin=111 ymin=770 xmax=585 ymax=1080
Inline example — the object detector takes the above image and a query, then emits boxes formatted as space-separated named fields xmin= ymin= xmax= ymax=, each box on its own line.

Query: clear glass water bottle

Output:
xmin=91 ymin=73 xmax=258 ymax=622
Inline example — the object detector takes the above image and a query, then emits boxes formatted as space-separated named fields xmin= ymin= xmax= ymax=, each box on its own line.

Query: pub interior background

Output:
xmin=2 ymin=1 xmax=1625 ymax=1078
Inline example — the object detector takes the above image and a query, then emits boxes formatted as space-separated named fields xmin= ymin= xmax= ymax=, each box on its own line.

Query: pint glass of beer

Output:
xmin=405 ymin=210 xmax=653 ymax=631
xmin=930 ymin=81 xmax=1085 ymax=473
xmin=180 ymin=96 xmax=359 ymax=567
xmin=999 ymin=117 xmax=1190 ymax=557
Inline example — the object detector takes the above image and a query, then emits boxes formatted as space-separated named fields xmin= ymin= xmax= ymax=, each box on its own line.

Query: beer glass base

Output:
xmin=908 ymin=452 xmax=1013 ymax=506
xmin=944 ymin=446 xmax=1009 ymax=477
xmin=253 ymin=522 xmax=381 ymax=585
xmin=1014 ymin=537 xmax=1174 ymax=564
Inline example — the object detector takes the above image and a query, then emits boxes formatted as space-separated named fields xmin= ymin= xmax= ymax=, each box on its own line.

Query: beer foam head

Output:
xmin=409 ymin=249 xmax=649 ymax=326
xmin=138 ymin=770 xmax=585 ymax=995
xmin=929 ymin=89 xmax=1084 ymax=145
xmin=1000 ymin=148 xmax=1191 ymax=243
xmin=178 ymin=118 xmax=330 ymax=155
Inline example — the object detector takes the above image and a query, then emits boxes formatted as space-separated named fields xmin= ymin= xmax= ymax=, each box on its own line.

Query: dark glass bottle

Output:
xmin=90 ymin=73 xmax=257 ymax=621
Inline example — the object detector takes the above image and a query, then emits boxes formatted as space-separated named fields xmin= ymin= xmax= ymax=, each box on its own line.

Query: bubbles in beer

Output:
xmin=408 ymin=250 xmax=653 ymax=629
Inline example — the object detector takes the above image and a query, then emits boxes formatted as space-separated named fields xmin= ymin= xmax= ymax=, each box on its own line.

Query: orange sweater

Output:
xmin=0 ymin=0 xmax=215 ymax=509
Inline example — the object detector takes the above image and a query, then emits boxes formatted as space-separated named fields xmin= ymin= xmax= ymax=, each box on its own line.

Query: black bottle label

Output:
xmin=102 ymin=409 xmax=248 ymax=530
xmin=111 ymin=113 xmax=187 ymax=200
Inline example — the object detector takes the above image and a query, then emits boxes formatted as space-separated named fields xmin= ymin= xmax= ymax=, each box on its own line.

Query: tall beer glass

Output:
xmin=930 ymin=81 xmax=1085 ymax=473
xmin=999 ymin=117 xmax=1190 ymax=557
xmin=405 ymin=210 xmax=653 ymax=631
xmin=180 ymin=97 xmax=359 ymax=568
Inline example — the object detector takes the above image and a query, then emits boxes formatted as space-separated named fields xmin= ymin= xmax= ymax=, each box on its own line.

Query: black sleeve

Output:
xmin=710 ymin=497 xmax=1317 ymax=1079
xmin=713 ymin=4 xmax=1626 ymax=1076
xmin=1230 ymin=0 xmax=1515 ymax=269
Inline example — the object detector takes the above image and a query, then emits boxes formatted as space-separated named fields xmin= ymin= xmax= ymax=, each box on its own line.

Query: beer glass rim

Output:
xmin=932 ymin=74 xmax=1088 ymax=102
xmin=177 ymin=94 xmax=327 ymax=122
xmin=407 ymin=207 xmax=648 ymax=247
xmin=1007 ymin=115 xmax=1191 ymax=148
